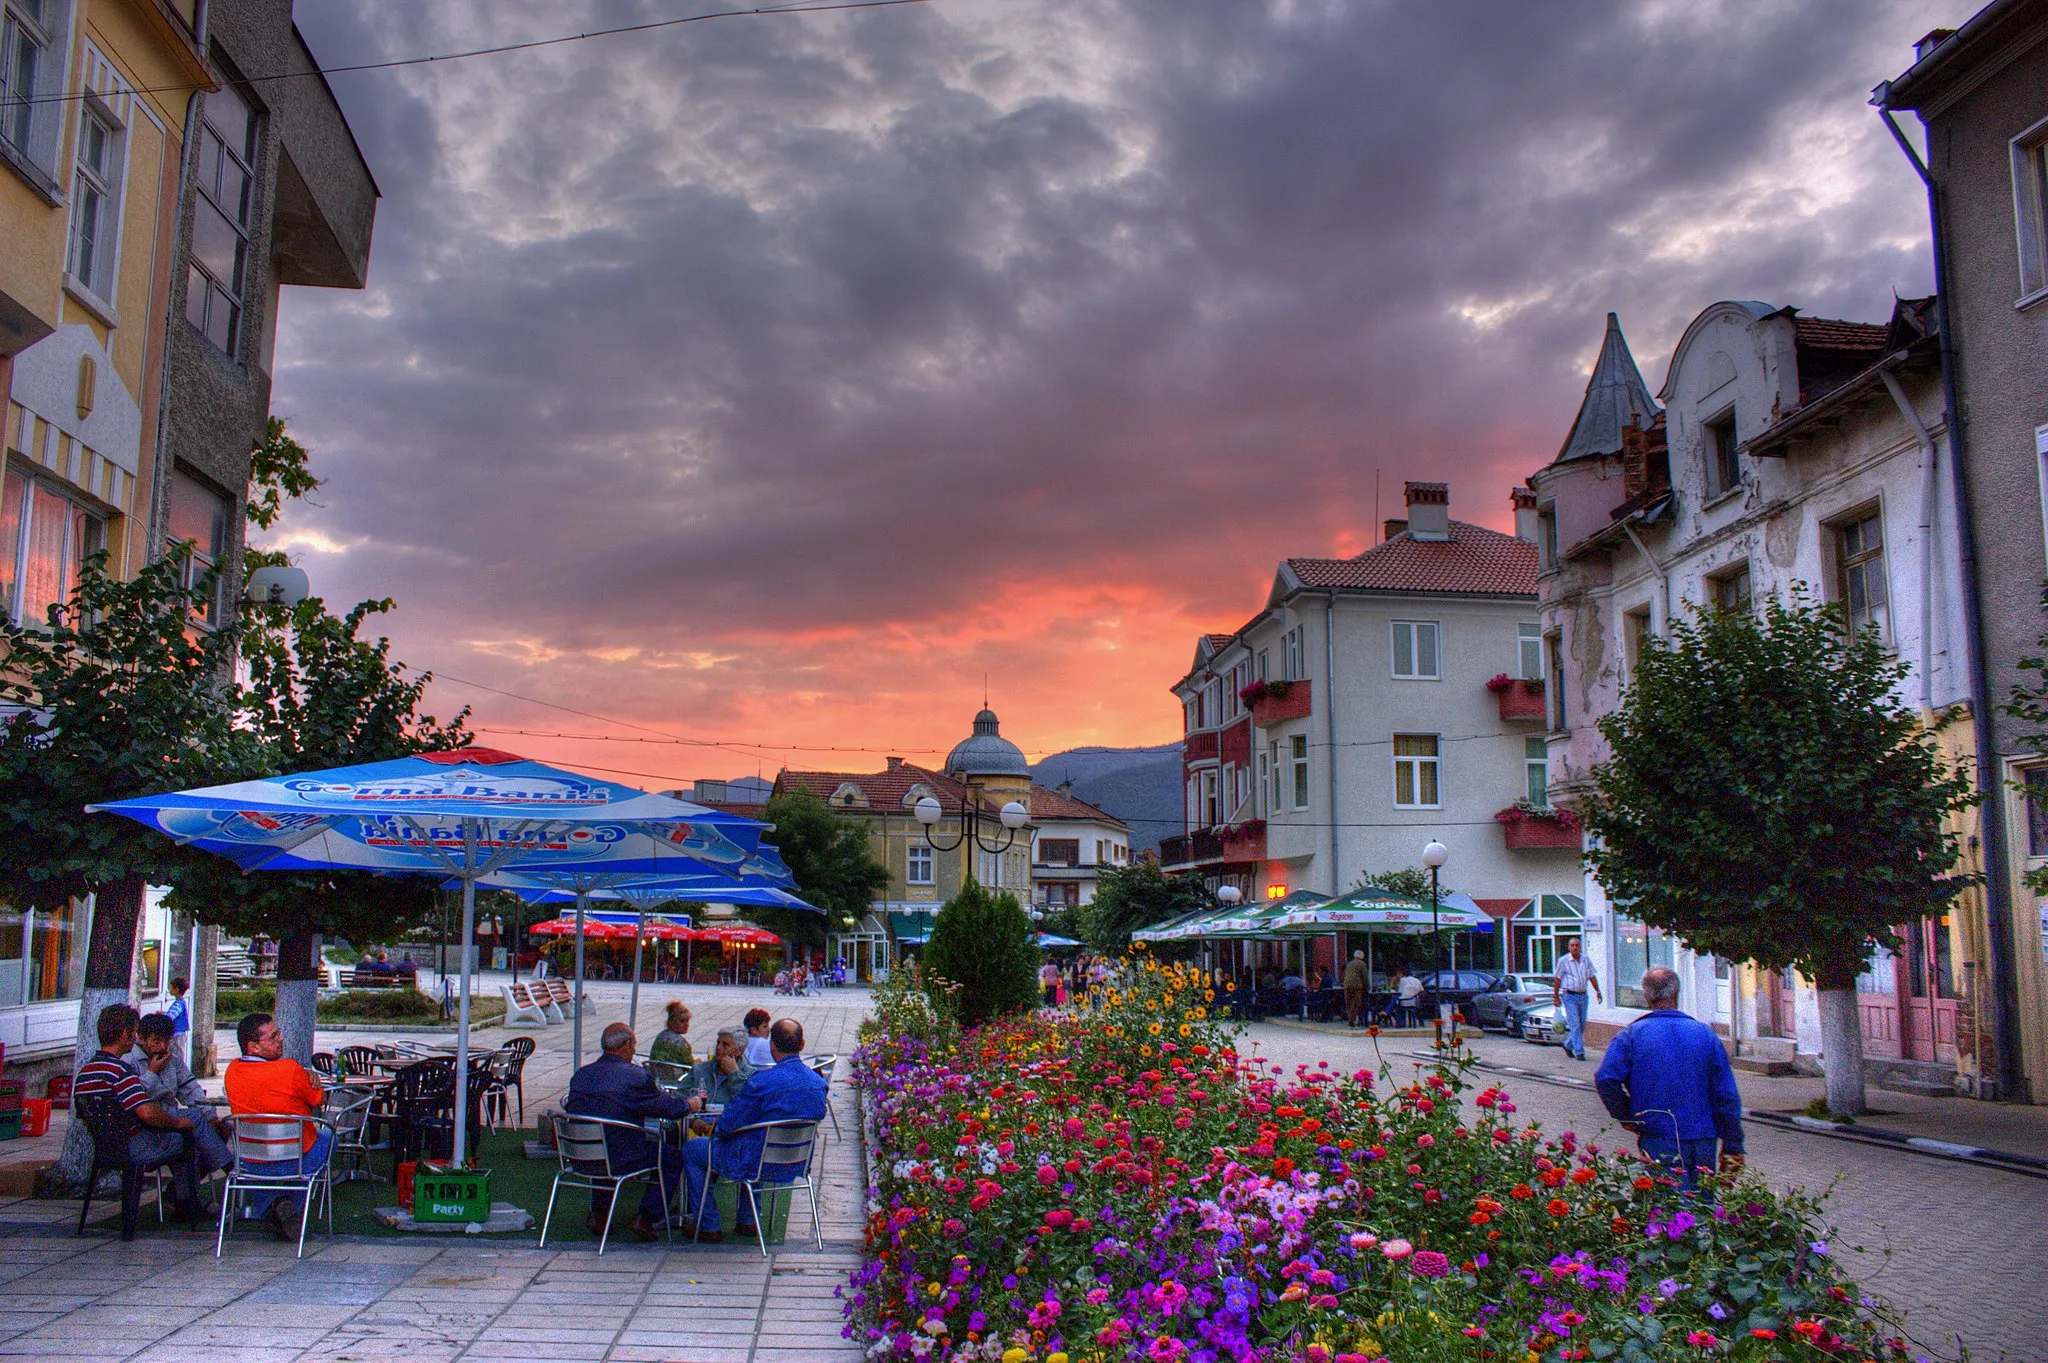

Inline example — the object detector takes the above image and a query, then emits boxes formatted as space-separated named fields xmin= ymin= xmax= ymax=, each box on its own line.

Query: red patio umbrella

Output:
xmin=530 ymin=917 xmax=631 ymax=939
xmin=692 ymin=924 xmax=780 ymax=946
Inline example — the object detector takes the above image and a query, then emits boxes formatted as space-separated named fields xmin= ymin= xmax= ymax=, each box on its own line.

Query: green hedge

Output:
xmin=213 ymin=985 xmax=505 ymax=1029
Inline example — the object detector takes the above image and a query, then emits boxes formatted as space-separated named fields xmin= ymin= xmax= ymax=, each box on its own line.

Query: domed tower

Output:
xmin=945 ymin=707 xmax=1031 ymax=801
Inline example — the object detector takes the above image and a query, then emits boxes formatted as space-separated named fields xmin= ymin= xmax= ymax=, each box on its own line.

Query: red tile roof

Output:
xmin=1792 ymin=316 xmax=1890 ymax=352
xmin=775 ymin=765 xmax=1125 ymax=829
xmin=1029 ymin=785 xmax=1126 ymax=827
xmin=1203 ymin=633 xmax=1235 ymax=650
xmin=1286 ymin=521 xmax=1537 ymax=597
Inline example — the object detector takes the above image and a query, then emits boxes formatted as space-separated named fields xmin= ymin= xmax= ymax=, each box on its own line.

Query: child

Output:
xmin=164 ymin=976 xmax=191 ymax=1065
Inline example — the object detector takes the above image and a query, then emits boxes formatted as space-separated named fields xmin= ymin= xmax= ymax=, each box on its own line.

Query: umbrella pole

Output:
xmin=453 ymin=859 xmax=477 ymax=1168
xmin=629 ymin=909 xmax=647 ymax=1037
xmin=573 ymin=894 xmax=589 ymax=1073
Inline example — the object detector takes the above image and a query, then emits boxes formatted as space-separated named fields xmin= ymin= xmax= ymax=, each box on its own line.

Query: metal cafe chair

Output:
xmin=804 ymin=1054 xmax=842 ymax=1140
xmin=688 ymin=1119 xmax=823 ymax=1257
xmin=215 ymin=1112 xmax=337 ymax=1258
xmin=647 ymin=1060 xmax=692 ymax=1094
xmin=539 ymin=1113 xmax=668 ymax=1255
xmin=325 ymin=1086 xmax=386 ymax=1183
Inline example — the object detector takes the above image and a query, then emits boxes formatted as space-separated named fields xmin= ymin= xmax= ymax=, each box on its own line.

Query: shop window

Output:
xmin=1613 ymin=915 xmax=1674 ymax=1009
xmin=27 ymin=896 xmax=84 ymax=1002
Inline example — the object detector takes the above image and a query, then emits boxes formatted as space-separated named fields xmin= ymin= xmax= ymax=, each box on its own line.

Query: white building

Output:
xmin=1531 ymin=301 xmax=1971 ymax=1079
xmin=1166 ymin=481 xmax=1584 ymax=976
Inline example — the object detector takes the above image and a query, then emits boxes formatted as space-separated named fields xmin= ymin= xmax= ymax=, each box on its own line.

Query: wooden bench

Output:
xmin=541 ymin=977 xmax=581 ymax=1018
xmin=343 ymin=968 xmax=411 ymax=991
xmin=501 ymin=981 xmax=556 ymax=1026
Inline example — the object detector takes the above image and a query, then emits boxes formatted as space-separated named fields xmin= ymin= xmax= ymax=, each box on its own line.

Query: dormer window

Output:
xmin=1703 ymin=409 xmax=1740 ymax=499
xmin=829 ymin=782 xmax=867 ymax=808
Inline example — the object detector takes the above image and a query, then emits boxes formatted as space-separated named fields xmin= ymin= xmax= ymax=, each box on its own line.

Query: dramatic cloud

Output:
xmin=273 ymin=0 xmax=1971 ymax=783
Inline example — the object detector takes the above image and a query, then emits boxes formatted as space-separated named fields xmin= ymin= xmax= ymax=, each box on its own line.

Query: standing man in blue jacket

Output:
xmin=680 ymin=1017 xmax=828 ymax=1242
xmin=1594 ymin=967 xmax=1745 ymax=1191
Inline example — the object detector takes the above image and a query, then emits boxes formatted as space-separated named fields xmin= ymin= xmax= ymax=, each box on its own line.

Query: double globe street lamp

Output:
xmin=914 ymin=791 xmax=1030 ymax=867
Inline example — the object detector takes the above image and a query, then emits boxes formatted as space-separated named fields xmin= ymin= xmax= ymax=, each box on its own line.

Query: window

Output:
xmin=1517 ymin=622 xmax=1542 ymax=681
xmin=1525 ymin=736 xmax=1548 ymax=807
xmin=1039 ymin=838 xmax=1079 ymax=866
xmin=0 ymin=468 xmax=105 ymax=627
xmin=1392 ymin=734 xmax=1441 ymax=808
xmin=1622 ymin=605 xmax=1653 ymax=678
xmin=907 ymin=842 xmax=933 ymax=885
xmin=1 ymin=0 xmax=66 ymax=185
xmin=2012 ymin=120 xmax=2048 ymax=299
xmin=1545 ymin=631 xmax=1567 ymax=731
xmin=1258 ymin=747 xmax=1271 ymax=815
xmin=1703 ymin=410 xmax=1740 ymax=498
xmin=1391 ymin=620 xmax=1440 ymax=680
xmin=1256 ymin=648 xmax=1269 ymax=682
xmin=1709 ymin=563 xmax=1752 ymax=615
xmin=1200 ymin=768 xmax=1219 ymax=826
xmin=1537 ymin=506 xmax=1558 ymax=569
xmin=187 ymin=82 xmax=258 ymax=355
xmin=2025 ymin=770 xmax=2048 ymax=858
xmin=167 ymin=468 xmax=228 ymax=627
xmin=67 ymin=104 xmax=122 ymax=300
xmin=1282 ymin=627 xmax=1305 ymax=681
xmin=1834 ymin=509 xmax=1888 ymax=643
xmin=1614 ymin=915 xmax=1675 ymax=1008
xmin=1289 ymin=735 xmax=1309 ymax=810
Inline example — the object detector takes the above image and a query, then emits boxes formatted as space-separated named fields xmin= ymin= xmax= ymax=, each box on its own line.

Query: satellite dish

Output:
xmin=243 ymin=564 xmax=310 ymax=608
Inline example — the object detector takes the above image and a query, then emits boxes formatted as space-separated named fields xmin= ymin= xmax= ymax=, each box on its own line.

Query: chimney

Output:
xmin=1511 ymin=486 xmax=1539 ymax=543
xmin=1058 ymin=779 xmax=1073 ymax=797
xmin=1382 ymin=518 xmax=1407 ymax=541
xmin=886 ymin=756 xmax=904 ymax=771
xmin=1404 ymin=481 xmax=1450 ymax=541
xmin=1914 ymin=27 xmax=1954 ymax=61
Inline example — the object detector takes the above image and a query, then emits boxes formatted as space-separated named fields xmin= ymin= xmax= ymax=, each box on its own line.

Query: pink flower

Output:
xmin=1381 ymin=1239 xmax=1413 ymax=1260
xmin=941 ymin=1218 xmax=964 ymax=1238
xmin=1416 ymin=1134 xmax=1435 ymax=1148
xmin=1037 ymin=1165 xmax=1059 ymax=1187
xmin=1062 ymin=1117 xmax=1086 ymax=1139
xmin=1348 ymin=1232 xmax=1378 ymax=1251
xmin=1410 ymin=1250 xmax=1451 ymax=1279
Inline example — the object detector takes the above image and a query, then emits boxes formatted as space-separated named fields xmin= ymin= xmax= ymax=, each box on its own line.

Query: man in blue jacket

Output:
xmin=564 ymin=1022 xmax=697 ymax=1241
xmin=680 ymin=1017 xmax=828 ymax=1242
xmin=1594 ymin=967 xmax=1745 ymax=1191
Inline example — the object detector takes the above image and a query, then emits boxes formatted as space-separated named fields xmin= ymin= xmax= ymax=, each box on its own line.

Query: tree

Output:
xmin=0 ymin=549 xmax=264 ymax=1182
xmin=922 ymin=877 xmax=1038 ymax=1026
xmin=753 ymin=791 xmax=889 ymax=953
xmin=167 ymin=595 xmax=470 ymax=1060
xmin=1582 ymin=593 xmax=1975 ymax=1116
xmin=1076 ymin=860 xmax=1210 ymax=953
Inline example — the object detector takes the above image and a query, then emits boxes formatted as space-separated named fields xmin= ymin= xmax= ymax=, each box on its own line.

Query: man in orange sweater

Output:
xmin=223 ymin=1013 xmax=331 ymax=1240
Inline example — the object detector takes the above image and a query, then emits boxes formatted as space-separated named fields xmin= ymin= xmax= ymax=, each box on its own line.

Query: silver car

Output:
xmin=1469 ymin=973 xmax=1556 ymax=1032
xmin=1519 ymin=999 xmax=1567 ymax=1045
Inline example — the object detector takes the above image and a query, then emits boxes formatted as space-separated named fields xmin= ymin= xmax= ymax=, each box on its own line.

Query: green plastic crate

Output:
xmin=412 ymin=1165 xmax=490 ymax=1223
xmin=0 ymin=1109 xmax=20 ymax=1142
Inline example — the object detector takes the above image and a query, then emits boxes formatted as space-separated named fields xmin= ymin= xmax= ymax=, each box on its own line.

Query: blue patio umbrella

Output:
xmin=1032 ymin=931 xmax=1081 ymax=948
xmin=87 ymin=748 xmax=790 ymax=1165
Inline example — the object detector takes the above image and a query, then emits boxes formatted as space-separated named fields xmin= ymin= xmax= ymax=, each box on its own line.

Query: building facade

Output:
xmin=1029 ymin=782 xmax=1128 ymax=912
xmin=1166 ymin=481 xmax=1582 ymax=977
xmin=1531 ymin=297 xmax=1983 ymax=1083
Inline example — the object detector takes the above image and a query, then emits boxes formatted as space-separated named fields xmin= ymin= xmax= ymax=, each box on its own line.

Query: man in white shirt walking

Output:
xmin=1552 ymin=938 xmax=1602 ymax=1060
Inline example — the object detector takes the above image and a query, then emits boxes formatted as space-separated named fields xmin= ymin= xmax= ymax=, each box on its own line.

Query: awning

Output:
xmin=888 ymin=911 xmax=934 ymax=946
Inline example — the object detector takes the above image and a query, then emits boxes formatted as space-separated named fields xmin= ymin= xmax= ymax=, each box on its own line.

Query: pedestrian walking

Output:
xmin=1038 ymin=960 xmax=1061 ymax=1008
xmin=1341 ymin=950 xmax=1370 ymax=1027
xmin=1593 ymin=967 xmax=1744 ymax=1192
xmin=1552 ymin=936 xmax=1602 ymax=1059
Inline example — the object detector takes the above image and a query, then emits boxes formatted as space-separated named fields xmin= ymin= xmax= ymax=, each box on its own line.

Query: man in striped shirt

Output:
xmin=76 ymin=1004 xmax=208 ymax=1220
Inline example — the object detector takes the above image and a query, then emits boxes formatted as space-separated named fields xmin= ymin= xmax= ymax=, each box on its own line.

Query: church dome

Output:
xmin=944 ymin=707 xmax=1029 ymax=778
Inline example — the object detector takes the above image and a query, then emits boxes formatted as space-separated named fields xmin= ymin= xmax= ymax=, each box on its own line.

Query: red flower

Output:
xmin=1545 ymin=1198 xmax=1571 ymax=1217
xmin=1509 ymin=1184 xmax=1534 ymax=1200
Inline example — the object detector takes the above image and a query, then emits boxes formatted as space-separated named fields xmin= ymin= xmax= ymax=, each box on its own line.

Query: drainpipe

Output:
xmin=1325 ymin=589 xmax=1341 ymax=894
xmin=1876 ymin=89 xmax=2024 ymax=1100
xmin=1619 ymin=519 xmax=1671 ymax=631
xmin=1879 ymin=364 xmax=1939 ymax=714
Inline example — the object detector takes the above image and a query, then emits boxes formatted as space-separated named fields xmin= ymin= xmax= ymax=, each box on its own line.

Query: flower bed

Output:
xmin=846 ymin=956 xmax=1918 ymax=1362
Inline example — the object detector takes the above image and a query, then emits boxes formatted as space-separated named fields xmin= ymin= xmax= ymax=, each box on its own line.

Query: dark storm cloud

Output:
xmin=271 ymin=0 xmax=1971 ymax=738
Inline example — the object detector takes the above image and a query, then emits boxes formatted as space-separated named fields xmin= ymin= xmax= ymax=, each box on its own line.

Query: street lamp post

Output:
xmin=1421 ymin=840 xmax=1449 ymax=973
xmin=1215 ymin=883 xmax=1241 ymax=982
xmin=914 ymin=792 xmax=1030 ymax=889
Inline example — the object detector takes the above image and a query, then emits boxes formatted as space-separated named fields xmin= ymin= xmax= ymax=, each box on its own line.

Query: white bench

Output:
xmin=501 ymin=981 xmax=553 ymax=1026
xmin=541 ymin=977 xmax=581 ymax=1019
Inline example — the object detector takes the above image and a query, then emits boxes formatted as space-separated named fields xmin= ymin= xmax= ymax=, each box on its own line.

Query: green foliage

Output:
xmin=753 ymin=790 xmax=890 ymax=948
xmin=245 ymin=417 xmax=319 ymax=534
xmin=212 ymin=983 xmax=503 ymax=1027
xmin=856 ymin=958 xmax=960 ymax=1055
xmin=1349 ymin=867 xmax=1441 ymax=900
xmin=922 ymin=877 xmax=1039 ymax=1027
xmin=1076 ymin=859 xmax=1211 ymax=953
xmin=0 ymin=549 xmax=263 ymax=914
xmin=214 ymin=984 xmax=278 ymax=1019
xmin=2000 ymin=589 xmax=2048 ymax=893
xmin=1584 ymin=592 xmax=1975 ymax=989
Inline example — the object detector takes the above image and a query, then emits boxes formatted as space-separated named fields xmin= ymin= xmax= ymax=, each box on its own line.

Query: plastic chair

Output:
xmin=74 ymin=1093 xmax=198 ymax=1241
xmin=539 ymin=1113 xmax=667 ymax=1254
xmin=689 ymin=1120 xmax=823 ymax=1257
xmin=388 ymin=1059 xmax=457 ymax=1171
xmin=214 ymin=1112 xmax=335 ymax=1258
xmin=337 ymin=1045 xmax=383 ymax=1078
xmin=499 ymin=1037 xmax=536 ymax=1125
xmin=804 ymin=1055 xmax=842 ymax=1140
xmin=310 ymin=1052 xmax=340 ymax=1079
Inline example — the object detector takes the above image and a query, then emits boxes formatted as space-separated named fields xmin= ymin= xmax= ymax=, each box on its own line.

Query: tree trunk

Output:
xmin=190 ymin=925 xmax=218 ymax=1077
xmin=274 ymin=920 xmax=321 ymax=1066
xmin=54 ymin=876 xmax=146 ymax=1186
xmin=1815 ymin=957 xmax=1867 ymax=1117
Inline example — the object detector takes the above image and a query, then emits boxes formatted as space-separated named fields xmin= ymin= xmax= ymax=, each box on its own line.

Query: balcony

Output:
xmin=1245 ymin=679 xmax=1311 ymax=726
xmin=1160 ymin=821 xmax=1267 ymax=869
xmin=1487 ymin=675 xmax=1546 ymax=724
xmin=1496 ymin=803 xmax=1580 ymax=851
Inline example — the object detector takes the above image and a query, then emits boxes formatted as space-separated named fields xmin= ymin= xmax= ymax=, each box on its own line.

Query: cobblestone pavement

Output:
xmin=0 ymin=980 xmax=875 ymax=1363
xmin=1245 ymin=1022 xmax=2047 ymax=1363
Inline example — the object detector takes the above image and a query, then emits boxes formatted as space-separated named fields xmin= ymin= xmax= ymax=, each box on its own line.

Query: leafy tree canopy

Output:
xmin=1077 ymin=860 xmax=1212 ymax=954
xmin=1349 ymin=867 xmax=1446 ymax=902
xmin=922 ymin=876 xmax=1039 ymax=1026
xmin=1583 ymin=592 xmax=1975 ymax=990
xmin=752 ymin=789 xmax=890 ymax=950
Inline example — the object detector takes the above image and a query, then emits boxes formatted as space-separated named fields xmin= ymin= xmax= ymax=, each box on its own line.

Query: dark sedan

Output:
xmin=1468 ymin=972 xmax=1557 ymax=1031
xmin=1415 ymin=969 xmax=1503 ymax=1014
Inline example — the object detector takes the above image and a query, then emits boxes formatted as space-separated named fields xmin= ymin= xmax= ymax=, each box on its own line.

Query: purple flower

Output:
xmin=1810 ymin=1240 xmax=1829 ymax=1257
xmin=1708 ymin=1303 xmax=1727 ymax=1320
xmin=1656 ymin=1278 xmax=1681 ymax=1299
xmin=1411 ymin=1251 xmax=1452 ymax=1279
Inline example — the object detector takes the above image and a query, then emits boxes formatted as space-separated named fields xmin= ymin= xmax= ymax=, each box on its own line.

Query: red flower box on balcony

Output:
xmin=1495 ymin=802 xmax=1580 ymax=851
xmin=1488 ymin=674 xmax=1546 ymax=723
xmin=1250 ymin=679 xmax=1311 ymax=726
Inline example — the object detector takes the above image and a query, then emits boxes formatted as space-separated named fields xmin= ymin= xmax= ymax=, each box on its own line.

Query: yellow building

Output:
xmin=2 ymin=0 xmax=211 ymax=613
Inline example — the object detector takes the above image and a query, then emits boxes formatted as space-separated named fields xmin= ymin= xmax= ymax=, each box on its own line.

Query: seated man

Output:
xmin=563 ymin=1022 xmax=696 ymax=1241
xmin=678 ymin=1018 xmax=828 ymax=1242
xmin=124 ymin=1013 xmax=232 ymax=1178
xmin=688 ymin=1027 xmax=756 ymax=1108
xmin=77 ymin=1004 xmax=208 ymax=1221
xmin=223 ymin=1013 xmax=332 ymax=1240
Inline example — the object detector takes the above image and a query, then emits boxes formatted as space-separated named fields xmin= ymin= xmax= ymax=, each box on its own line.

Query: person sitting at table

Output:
xmin=78 ymin=1004 xmax=211 ymax=1221
xmin=1395 ymin=966 xmax=1427 ymax=1018
xmin=689 ymin=1027 xmax=756 ymax=1107
xmin=222 ymin=1013 xmax=331 ymax=1240
xmin=648 ymin=1002 xmax=694 ymax=1067
xmin=564 ymin=1022 xmax=697 ymax=1241
xmin=677 ymin=1018 xmax=828 ymax=1243
xmin=741 ymin=1008 xmax=774 ymax=1068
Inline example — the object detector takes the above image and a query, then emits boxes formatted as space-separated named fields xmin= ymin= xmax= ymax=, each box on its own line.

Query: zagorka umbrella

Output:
xmin=87 ymin=748 xmax=788 ymax=1166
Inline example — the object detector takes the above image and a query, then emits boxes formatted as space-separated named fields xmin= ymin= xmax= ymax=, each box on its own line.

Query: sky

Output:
xmin=272 ymin=0 xmax=1976 ymax=789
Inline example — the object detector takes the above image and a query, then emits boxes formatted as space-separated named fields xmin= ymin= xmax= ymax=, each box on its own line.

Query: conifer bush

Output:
xmin=922 ymin=876 xmax=1040 ymax=1026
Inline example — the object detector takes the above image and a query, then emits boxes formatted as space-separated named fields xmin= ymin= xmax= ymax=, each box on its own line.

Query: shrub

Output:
xmin=921 ymin=876 xmax=1039 ymax=1026
xmin=215 ymin=984 xmax=277 ymax=1020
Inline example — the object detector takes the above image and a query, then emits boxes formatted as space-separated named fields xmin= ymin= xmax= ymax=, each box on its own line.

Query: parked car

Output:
xmin=1415 ymin=969 xmax=1503 ymax=1014
xmin=1517 ymin=998 xmax=1566 ymax=1045
xmin=1469 ymin=973 xmax=1556 ymax=1031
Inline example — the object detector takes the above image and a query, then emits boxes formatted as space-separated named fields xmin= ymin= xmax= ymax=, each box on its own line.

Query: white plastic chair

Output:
xmin=215 ymin=1113 xmax=336 ymax=1258
xmin=539 ymin=1113 xmax=667 ymax=1254
xmin=689 ymin=1119 xmax=823 ymax=1257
